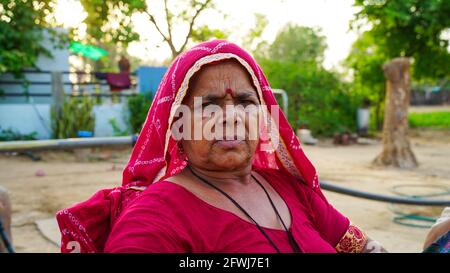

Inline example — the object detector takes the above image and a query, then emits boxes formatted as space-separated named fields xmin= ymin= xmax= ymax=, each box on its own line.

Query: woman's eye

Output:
xmin=241 ymin=100 xmax=256 ymax=105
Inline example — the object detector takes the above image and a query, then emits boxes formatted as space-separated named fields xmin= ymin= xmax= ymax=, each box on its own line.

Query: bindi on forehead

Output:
xmin=225 ymin=88 xmax=233 ymax=95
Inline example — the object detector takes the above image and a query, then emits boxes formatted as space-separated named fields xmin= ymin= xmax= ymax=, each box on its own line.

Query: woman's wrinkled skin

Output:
xmin=181 ymin=59 xmax=260 ymax=172
xmin=166 ymin=59 xmax=293 ymax=230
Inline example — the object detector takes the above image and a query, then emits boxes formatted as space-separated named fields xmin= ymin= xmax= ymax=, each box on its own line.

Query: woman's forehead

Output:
xmin=187 ymin=60 xmax=257 ymax=97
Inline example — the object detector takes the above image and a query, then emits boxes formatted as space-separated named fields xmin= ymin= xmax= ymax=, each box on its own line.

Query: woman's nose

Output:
xmin=224 ymin=105 xmax=238 ymax=124
xmin=223 ymin=104 xmax=246 ymax=128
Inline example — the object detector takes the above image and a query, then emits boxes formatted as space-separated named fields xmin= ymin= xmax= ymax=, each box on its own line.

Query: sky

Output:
xmin=54 ymin=0 xmax=361 ymax=70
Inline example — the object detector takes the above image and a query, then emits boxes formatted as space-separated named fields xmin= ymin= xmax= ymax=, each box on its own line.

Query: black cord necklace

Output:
xmin=187 ymin=166 xmax=301 ymax=253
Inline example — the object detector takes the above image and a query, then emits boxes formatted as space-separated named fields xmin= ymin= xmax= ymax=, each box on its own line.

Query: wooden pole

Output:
xmin=51 ymin=71 xmax=65 ymax=114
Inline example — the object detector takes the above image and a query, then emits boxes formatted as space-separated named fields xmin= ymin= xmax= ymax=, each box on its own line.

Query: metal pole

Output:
xmin=0 ymin=136 xmax=138 ymax=153
xmin=272 ymin=89 xmax=288 ymax=118
xmin=320 ymin=180 xmax=450 ymax=206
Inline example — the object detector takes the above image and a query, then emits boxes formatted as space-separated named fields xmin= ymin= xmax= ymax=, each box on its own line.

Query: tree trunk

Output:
xmin=373 ymin=57 xmax=418 ymax=168
xmin=375 ymin=85 xmax=385 ymax=130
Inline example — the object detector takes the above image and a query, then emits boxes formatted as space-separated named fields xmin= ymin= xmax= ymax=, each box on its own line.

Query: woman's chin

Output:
xmin=213 ymin=139 xmax=245 ymax=149
xmin=210 ymin=151 xmax=250 ymax=170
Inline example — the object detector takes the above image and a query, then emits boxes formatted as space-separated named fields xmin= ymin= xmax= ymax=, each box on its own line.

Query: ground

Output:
xmin=0 ymin=128 xmax=449 ymax=253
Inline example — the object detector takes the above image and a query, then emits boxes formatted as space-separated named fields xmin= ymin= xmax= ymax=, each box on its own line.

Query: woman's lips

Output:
xmin=214 ymin=139 xmax=245 ymax=149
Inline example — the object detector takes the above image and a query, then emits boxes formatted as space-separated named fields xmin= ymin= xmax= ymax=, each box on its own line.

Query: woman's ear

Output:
xmin=170 ymin=111 xmax=184 ymax=135
xmin=177 ymin=141 xmax=184 ymax=155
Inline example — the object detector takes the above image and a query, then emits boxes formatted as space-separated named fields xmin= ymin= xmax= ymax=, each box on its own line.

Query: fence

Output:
xmin=411 ymin=88 xmax=450 ymax=105
xmin=0 ymin=70 xmax=137 ymax=139
xmin=0 ymin=70 xmax=138 ymax=105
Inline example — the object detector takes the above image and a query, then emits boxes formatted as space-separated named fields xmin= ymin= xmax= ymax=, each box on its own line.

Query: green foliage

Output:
xmin=242 ymin=13 xmax=269 ymax=52
xmin=345 ymin=31 xmax=387 ymax=130
xmin=80 ymin=0 xmax=219 ymax=59
xmin=0 ymin=0 xmax=67 ymax=76
xmin=127 ymin=92 xmax=153 ymax=134
xmin=260 ymin=60 xmax=358 ymax=136
xmin=408 ymin=111 xmax=450 ymax=129
xmin=255 ymin=24 xmax=359 ymax=136
xmin=352 ymin=0 xmax=450 ymax=81
xmin=258 ymin=24 xmax=327 ymax=65
xmin=347 ymin=0 xmax=450 ymax=131
xmin=108 ymin=117 xmax=130 ymax=136
xmin=191 ymin=25 xmax=228 ymax=42
xmin=79 ymin=0 xmax=145 ymax=47
xmin=0 ymin=127 xmax=37 ymax=141
xmin=51 ymin=97 xmax=95 ymax=139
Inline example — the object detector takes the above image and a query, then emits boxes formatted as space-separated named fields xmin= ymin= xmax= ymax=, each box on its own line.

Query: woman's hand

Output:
xmin=362 ymin=238 xmax=388 ymax=253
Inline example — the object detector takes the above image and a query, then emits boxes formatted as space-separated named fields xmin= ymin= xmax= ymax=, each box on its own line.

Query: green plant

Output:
xmin=0 ymin=0 xmax=68 ymax=77
xmin=127 ymin=92 xmax=153 ymax=134
xmin=80 ymin=0 xmax=223 ymax=59
xmin=253 ymin=24 xmax=360 ymax=136
xmin=108 ymin=117 xmax=130 ymax=136
xmin=408 ymin=111 xmax=450 ymax=129
xmin=0 ymin=127 xmax=37 ymax=141
xmin=352 ymin=0 xmax=450 ymax=81
xmin=260 ymin=60 xmax=359 ymax=136
xmin=51 ymin=96 xmax=95 ymax=139
xmin=345 ymin=31 xmax=387 ymax=131
xmin=345 ymin=0 xmax=450 ymax=133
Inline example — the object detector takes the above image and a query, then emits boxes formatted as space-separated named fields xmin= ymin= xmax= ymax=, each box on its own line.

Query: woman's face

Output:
xmin=179 ymin=60 xmax=260 ymax=172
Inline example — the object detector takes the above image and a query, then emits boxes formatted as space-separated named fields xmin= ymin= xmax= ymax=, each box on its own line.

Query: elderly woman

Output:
xmin=57 ymin=40 xmax=386 ymax=253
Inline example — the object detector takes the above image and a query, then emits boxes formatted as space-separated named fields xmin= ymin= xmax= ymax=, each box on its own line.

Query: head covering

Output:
xmin=56 ymin=40 xmax=322 ymax=253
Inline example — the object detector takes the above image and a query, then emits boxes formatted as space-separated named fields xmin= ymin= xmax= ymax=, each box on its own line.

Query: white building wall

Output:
xmin=0 ymin=103 xmax=129 ymax=139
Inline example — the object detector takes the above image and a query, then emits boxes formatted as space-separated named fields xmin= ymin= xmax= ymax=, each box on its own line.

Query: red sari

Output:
xmin=56 ymin=40 xmax=367 ymax=253
xmin=105 ymin=169 xmax=349 ymax=253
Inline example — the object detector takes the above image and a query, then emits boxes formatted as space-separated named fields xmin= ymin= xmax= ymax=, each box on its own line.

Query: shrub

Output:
xmin=0 ymin=127 xmax=37 ymax=141
xmin=259 ymin=60 xmax=359 ymax=136
xmin=408 ymin=111 xmax=450 ymax=129
xmin=51 ymin=96 xmax=95 ymax=139
xmin=127 ymin=92 xmax=153 ymax=134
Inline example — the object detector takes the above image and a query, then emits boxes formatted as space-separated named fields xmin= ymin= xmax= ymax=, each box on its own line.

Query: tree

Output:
xmin=0 ymin=0 xmax=66 ymax=76
xmin=242 ymin=13 xmax=269 ymax=53
xmin=80 ymin=0 xmax=227 ymax=60
xmin=260 ymin=59 xmax=357 ymax=136
xmin=350 ymin=0 xmax=450 ymax=168
xmin=257 ymin=24 xmax=358 ymax=135
xmin=345 ymin=31 xmax=387 ymax=130
xmin=263 ymin=23 xmax=327 ymax=65
xmin=79 ymin=0 xmax=145 ymax=48
xmin=348 ymin=0 xmax=450 ymax=129
xmin=373 ymin=58 xmax=418 ymax=168
xmin=352 ymin=0 xmax=450 ymax=81
xmin=190 ymin=25 xmax=228 ymax=43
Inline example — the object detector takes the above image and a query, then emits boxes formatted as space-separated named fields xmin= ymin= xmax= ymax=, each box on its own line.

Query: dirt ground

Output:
xmin=0 ymin=129 xmax=449 ymax=253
